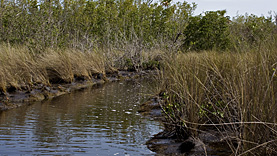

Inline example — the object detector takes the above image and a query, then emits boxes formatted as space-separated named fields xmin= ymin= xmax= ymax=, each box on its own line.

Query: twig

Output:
xmin=238 ymin=139 xmax=277 ymax=156
xmin=180 ymin=119 xmax=277 ymax=126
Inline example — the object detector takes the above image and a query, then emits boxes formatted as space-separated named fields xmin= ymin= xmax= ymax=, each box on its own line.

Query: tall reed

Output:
xmin=160 ymin=43 xmax=277 ymax=155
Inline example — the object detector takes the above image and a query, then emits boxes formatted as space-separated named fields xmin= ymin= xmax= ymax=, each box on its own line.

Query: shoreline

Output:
xmin=0 ymin=70 xmax=153 ymax=112
xmin=139 ymin=96 xmax=234 ymax=155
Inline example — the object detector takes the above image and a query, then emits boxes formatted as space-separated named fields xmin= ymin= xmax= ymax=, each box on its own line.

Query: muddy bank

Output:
xmin=139 ymin=96 xmax=236 ymax=156
xmin=0 ymin=70 xmax=153 ymax=111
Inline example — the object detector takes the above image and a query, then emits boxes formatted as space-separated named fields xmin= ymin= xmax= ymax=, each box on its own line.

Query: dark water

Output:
xmin=0 ymin=80 xmax=162 ymax=155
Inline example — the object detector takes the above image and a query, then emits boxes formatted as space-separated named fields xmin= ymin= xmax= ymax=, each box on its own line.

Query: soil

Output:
xmin=139 ymin=96 xmax=236 ymax=156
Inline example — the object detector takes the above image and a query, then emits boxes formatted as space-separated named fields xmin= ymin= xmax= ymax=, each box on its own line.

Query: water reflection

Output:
xmin=0 ymin=80 xmax=162 ymax=155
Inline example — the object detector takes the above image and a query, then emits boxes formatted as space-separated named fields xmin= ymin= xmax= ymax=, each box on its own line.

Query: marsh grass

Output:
xmin=40 ymin=49 xmax=106 ymax=83
xmin=0 ymin=45 xmax=46 ymax=91
xmin=160 ymin=44 xmax=277 ymax=155
xmin=0 ymin=44 xmax=163 ymax=93
xmin=0 ymin=45 xmax=107 ymax=92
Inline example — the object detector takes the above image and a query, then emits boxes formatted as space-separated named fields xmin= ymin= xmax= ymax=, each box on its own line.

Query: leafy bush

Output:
xmin=229 ymin=14 xmax=276 ymax=51
xmin=182 ymin=10 xmax=230 ymax=51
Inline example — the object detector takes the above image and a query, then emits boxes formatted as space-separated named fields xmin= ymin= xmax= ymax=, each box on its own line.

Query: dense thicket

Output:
xmin=183 ymin=11 xmax=277 ymax=51
xmin=0 ymin=0 xmax=276 ymax=52
xmin=229 ymin=14 xmax=277 ymax=52
xmin=182 ymin=10 xmax=230 ymax=51
xmin=0 ymin=0 xmax=196 ymax=51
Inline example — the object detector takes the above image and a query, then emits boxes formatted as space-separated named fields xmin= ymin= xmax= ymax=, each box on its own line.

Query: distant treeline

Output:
xmin=0 ymin=0 xmax=276 ymax=52
xmin=0 ymin=0 xmax=196 ymax=51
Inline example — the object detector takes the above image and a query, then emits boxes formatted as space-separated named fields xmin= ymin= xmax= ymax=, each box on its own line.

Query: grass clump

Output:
xmin=40 ymin=49 xmax=106 ymax=83
xmin=0 ymin=45 xmax=107 ymax=92
xmin=0 ymin=45 xmax=47 ymax=91
xmin=159 ymin=44 xmax=277 ymax=155
xmin=0 ymin=44 xmax=163 ymax=93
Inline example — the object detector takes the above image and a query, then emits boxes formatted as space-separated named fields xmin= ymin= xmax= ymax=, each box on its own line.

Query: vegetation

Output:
xmin=160 ymin=47 xmax=277 ymax=155
xmin=182 ymin=10 xmax=230 ymax=51
xmin=0 ymin=0 xmax=277 ymax=155
xmin=159 ymin=13 xmax=277 ymax=155
xmin=0 ymin=45 xmax=106 ymax=91
xmin=0 ymin=0 xmax=196 ymax=51
xmin=0 ymin=44 xmax=165 ymax=92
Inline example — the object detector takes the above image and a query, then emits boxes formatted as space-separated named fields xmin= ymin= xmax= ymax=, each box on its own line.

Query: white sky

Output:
xmin=173 ymin=0 xmax=277 ymax=17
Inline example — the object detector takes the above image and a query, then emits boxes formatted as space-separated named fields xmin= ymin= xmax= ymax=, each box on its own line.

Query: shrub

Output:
xmin=182 ymin=10 xmax=230 ymax=51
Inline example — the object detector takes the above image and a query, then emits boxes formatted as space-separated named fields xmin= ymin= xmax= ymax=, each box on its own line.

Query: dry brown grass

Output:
xmin=0 ymin=45 xmax=47 ymax=91
xmin=40 ymin=49 xmax=106 ymax=83
xmin=0 ymin=43 xmax=165 ymax=92
xmin=0 ymin=45 xmax=106 ymax=92
xmin=0 ymin=43 xmax=165 ymax=93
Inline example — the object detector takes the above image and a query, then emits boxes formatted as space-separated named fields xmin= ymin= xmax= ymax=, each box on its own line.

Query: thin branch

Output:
xmin=181 ymin=119 xmax=277 ymax=126
xmin=238 ymin=139 xmax=277 ymax=156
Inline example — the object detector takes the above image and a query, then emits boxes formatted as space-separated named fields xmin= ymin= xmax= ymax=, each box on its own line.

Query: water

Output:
xmin=0 ymin=80 xmax=162 ymax=155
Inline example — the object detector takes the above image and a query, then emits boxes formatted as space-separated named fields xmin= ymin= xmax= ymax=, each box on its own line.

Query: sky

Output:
xmin=173 ymin=0 xmax=277 ymax=17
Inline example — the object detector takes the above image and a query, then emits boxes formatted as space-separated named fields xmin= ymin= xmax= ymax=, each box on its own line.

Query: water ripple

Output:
xmin=0 ymin=80 xmax=162 ymax=155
